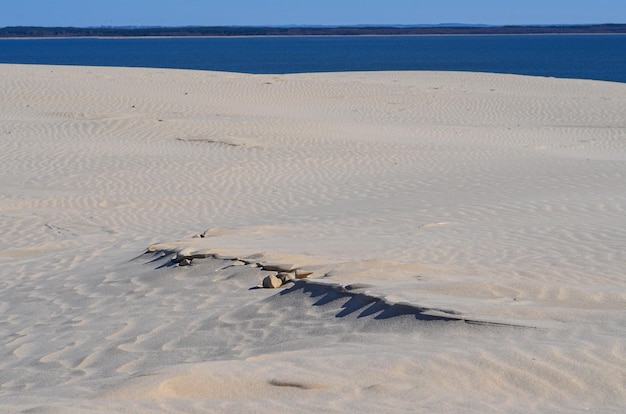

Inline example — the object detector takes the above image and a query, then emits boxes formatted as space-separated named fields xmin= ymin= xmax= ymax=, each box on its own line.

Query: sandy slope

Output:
xmin=0 ymin=64 xmax=624 ymax=412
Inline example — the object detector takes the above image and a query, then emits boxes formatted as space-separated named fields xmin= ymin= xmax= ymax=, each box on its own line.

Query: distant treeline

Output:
xmin=2 ymin=24 xmax=626 ymax=38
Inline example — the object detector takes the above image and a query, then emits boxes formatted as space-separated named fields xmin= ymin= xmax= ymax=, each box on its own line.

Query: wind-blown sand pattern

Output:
xmin=0 ymin=64 xmax=625 ymax=412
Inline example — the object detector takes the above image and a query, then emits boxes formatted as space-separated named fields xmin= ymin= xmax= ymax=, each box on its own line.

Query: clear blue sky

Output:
xmin=2 ymin=0 xmax=624 ymax=27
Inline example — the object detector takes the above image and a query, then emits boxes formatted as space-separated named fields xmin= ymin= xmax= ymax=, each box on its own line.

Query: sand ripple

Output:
xmin=1 ymin=65 xmax=625 ymax=412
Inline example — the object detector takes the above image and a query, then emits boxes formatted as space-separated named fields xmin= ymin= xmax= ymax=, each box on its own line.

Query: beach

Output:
xmin=0 ymin=64 xmax=624 ymax=412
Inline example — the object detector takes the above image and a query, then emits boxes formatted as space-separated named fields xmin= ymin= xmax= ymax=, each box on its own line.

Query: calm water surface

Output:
xmin=1 ymin=35 xmax=625 ymax=82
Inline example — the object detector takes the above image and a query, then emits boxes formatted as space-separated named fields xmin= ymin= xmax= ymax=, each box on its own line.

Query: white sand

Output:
xmin=0 ymin=64 xmax=625 ymax=412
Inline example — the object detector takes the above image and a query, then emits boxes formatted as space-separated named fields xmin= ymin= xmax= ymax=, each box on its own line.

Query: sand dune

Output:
xmin=0 ymin=64 xmax=625 ymax=412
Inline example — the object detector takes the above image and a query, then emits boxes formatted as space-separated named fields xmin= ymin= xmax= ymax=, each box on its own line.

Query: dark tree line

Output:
xmin=1 ymin=24 xmax=626 ymax=38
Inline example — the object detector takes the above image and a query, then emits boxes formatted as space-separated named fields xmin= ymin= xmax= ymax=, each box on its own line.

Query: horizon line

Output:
xmin=2 ymin=23 xmax=626 ymax=29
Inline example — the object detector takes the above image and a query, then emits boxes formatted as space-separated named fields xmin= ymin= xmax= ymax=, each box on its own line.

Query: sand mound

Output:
xmin=0 ymin=64 xmax=624 ymax=412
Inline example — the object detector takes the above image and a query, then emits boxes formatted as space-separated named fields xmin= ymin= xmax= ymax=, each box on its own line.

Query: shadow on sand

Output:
xmin=280 ymin=280 xmax=530 ymax=328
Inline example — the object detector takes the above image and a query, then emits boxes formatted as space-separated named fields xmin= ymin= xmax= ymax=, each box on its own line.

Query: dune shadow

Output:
xmin=280 ymin=280 xmax=462 ymax=322
xmin=280 ymin=280 xmax=529 ymax=328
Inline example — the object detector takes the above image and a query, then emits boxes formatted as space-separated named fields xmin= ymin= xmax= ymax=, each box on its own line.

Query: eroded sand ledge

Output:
xmin=0 ymin=64 xmax=625 ymax=412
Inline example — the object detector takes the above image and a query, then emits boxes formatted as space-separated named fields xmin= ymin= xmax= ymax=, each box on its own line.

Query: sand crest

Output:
xmin=0 ymin=64 xmax=625 ymax=412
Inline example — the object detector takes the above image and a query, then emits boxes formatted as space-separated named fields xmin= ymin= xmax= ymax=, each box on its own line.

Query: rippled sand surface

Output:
xmin=1 ymin=65 xmax=625 ymax=412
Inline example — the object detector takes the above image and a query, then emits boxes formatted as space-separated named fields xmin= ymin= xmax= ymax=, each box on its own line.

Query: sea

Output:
xmin=1 ymin=35 xmax=625 ymax=83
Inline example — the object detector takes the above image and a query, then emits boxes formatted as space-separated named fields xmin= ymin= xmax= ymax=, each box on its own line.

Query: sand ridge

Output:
xmin=0 ymin=64 xmax=625 ymax=412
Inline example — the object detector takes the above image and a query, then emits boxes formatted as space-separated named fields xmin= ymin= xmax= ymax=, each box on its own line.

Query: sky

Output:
xmin=2 ymin=0 xmax=625 ymax=28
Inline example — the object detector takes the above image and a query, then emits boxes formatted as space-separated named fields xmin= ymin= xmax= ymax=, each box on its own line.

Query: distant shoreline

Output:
xmin=3 ymin=33 xmax=626 ymax=41
xmin=2 ymin=24 xmax=626 ymax=38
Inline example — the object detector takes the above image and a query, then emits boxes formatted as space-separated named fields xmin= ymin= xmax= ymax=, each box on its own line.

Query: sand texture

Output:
xmin=1 ymin=64 xmax=625 ymax=412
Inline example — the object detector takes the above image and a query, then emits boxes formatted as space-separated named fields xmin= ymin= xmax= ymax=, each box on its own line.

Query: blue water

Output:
xmin=1 ymin=35 xmax=625 ymax=83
